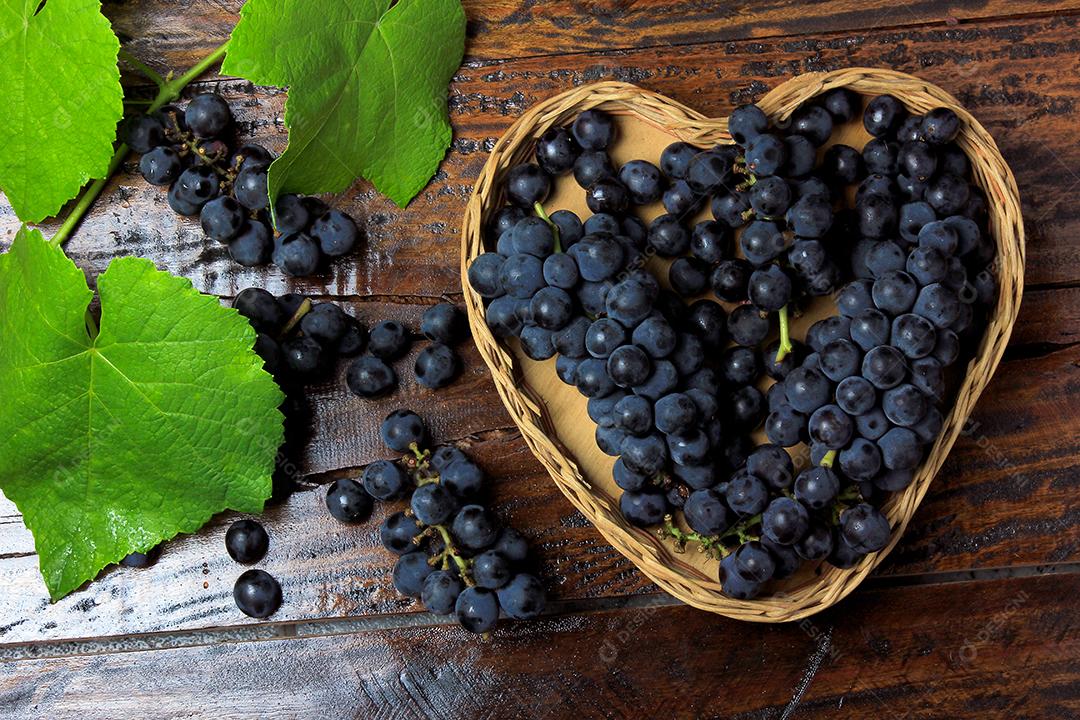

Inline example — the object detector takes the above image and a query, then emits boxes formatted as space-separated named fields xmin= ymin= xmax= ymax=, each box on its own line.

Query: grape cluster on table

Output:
xmin=232 ymin=287 xmax=468 ymax=397
xmin=468 ymin=92 xmax=997 ymax=599
xmin=125 ymin=92 xmax=361 ymax=276
xmin=324 ymin=410 xmax=546 ymax=634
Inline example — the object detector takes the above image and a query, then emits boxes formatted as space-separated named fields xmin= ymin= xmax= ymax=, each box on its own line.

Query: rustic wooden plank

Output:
xmin=0 ymin=338 xmax=1076 ymax=645
xmin=1 ymin=574 xmax=1076 ymax=719
xmin=102 ymin=0 xmax=1080 ymax=68
xmin=4 ymin=14 xmax=1080 ymax=292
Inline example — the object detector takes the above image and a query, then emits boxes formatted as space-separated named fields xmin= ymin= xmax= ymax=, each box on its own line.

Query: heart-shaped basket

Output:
xmin=460 ymin=68 xmax=1024 ymax=621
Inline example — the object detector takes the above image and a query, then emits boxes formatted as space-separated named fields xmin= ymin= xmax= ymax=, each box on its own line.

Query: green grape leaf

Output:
xmin=0 ymin=0 xmax=123 ymax=222
xmin=223 ymin=0 xmax=465 ymax=208
xmin=0 ymin=228 xmax=284 ymax=600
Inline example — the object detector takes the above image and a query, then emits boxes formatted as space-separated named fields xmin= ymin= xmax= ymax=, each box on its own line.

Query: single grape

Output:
xmin=411 ymin=483 xmax=458 ymax=526
xmin=438 ymin=459 xmax=482 ymax=499
xmin=497 ymin=574 xmax=546 ymax=620
xmin=414 ymin=344 xmax=460 ymax=389
xmin=200 ymin=196 xmax=245 ymax=243
xmin=734 ymin=540 xmax=776 ymax=583
xmin=448 ymin=504 xmax=498 ymax=553
xmin=311 ymin=210 xmax=360 ymax=257
xmin=841 ymin=503 xmax=892 ymax=553
xmin=863 ymin=94 xmax=905 ymax=137
xmin=619 ymin=490 xmax=669 ymax=527
xmin=346 ymin=356 xmax=397 ymax=398
xmin=325 ymin=478 xmax=373 ymax=523
xmin=572 ymin=109 xmax=616 ymax=150
xmin=234 ymin=166 xmax=269 ymax=210
xmin=745 ymin=133 xmax=787 ymax=176
xmin=724 ymin=471 xmax=768 ymax=516
xmin=493 ymin=528 xmax=529 ymax=565
xmin=718 ymin=554 xmax=761 ymax=599
xmin=473 ymin=550 xmax=513 ymax=589
xmin=380 ymin=512 xmax=424 ymax=555
xmin=393 ymin=552 xmax=434 ymax=598
xmin=619 ymin=159 xmax=664 ymax=204
xmin=233 ymin=569 xmax=282 ymax=618
xmin=762 ymin=497 xmax=810 ymax=545
xmin=234 ymin=288 xmax=284 ymax=334
xmin=794 ymin=466 xmax=839 ymax=510
xmin=505 ymin=163 xmax=550 ymax=207
xmin=185 ymin=93 xmax=232 ymax=138
xmin=808 ymin=404 xmax=853 ymax=449
xmin=536 ymin=126 xmax=580 ymax=175
xmin=368 ymin=320 xmax=411 ymax=360
xmin=228 ymin=220 xmax=273 ymax=267
xmin=273 ymin=233 xmax=322 ymax=276
xmin=791 ymin=104 xmax=834 ymax=146
xmin=140 ymin=146 xmax=183 ymax=186
xmin=839 ymin=438 xmax=883 ymax=479
xmin=573 ymin=150 xmax=616 ymax=188
xmin=362 ymin=460 xmax=409 ymax=501
xmin=380 ymin=409 xmax=428 ymax=452
xmin=225 ymin=519 xmax=269 ymax=564
xmin=879 ymin=427 xmax=923 ymax=470
xmin=422 ymin=570 xmax=464 ymax=615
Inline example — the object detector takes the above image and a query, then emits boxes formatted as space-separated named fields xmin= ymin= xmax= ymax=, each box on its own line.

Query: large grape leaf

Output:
xmin=0 ymin=228 xmax=284 ymax=600
xmin=223 ymin=0 xmax=465 ymax=208
xmin=0 ymin=0 xmax=123 ymax=222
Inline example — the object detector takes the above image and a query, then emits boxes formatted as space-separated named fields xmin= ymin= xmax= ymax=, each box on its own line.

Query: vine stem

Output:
xmin=49 ymin=41 xmax=231 ymax=249
xmin=820 ymin=449 xmax=837 ymax=468
xmin=119 ymin=49 xmax=165 ymax=88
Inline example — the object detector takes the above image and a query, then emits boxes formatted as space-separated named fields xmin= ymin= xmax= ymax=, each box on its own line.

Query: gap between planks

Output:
xmin=2 ymin=562 xmax=1077 ymax=663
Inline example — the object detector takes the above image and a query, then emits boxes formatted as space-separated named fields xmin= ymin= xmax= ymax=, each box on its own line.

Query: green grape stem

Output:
xmin=533 ymin=201 xmax=561 ymax=253
xmin=775 ymin=304 xmax=793 ymax=363
xmin=50 ymin=41 xmax=231 ymax=249
xmin=431 ymin=524 xmax=472 ymax=583
xmin=820 ymin=449 xmax=837 ymax=468
xmin=277 ymin=298 xmax=313 ymax=339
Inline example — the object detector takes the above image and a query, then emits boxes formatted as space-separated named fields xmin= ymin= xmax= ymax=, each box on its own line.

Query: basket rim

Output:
xmin=459 ymin=69 xmax=1025 ymax=622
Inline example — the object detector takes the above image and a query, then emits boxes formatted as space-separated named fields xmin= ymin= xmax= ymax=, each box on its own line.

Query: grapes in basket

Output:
xmin=468 ymin=92 xmax=998 ymax=600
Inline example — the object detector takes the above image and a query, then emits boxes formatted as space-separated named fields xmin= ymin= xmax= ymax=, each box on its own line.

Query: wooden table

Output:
xmin=2 ymin=2 xmax=1079 ymax=717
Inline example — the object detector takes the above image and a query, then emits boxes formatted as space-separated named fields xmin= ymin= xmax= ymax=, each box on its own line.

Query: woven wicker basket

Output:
xmin=460 ymin=69 xmax=1024 ymax=622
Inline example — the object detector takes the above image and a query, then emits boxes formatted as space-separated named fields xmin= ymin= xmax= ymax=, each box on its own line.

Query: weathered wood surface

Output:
xmin=1 ymin=2 xmax=1079 ymax=718
xmin=1 ymin=574 xmax=1076 ymax=719
xmin=105 ymin=0 xmax=1080 ymax=65
xmin=6 ymin=14 xmax=1080 ymax=293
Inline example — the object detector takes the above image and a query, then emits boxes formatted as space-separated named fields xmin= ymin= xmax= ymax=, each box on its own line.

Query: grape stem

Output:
xmin=49 ymin=40 xmax=231 ymax=249
xmin=431 ymin=524 xmax=472 ymax=583
xmin=820 ymin=450 xmax=837 ymax=468
xmin=775 ymin=304 xmax=793 ymax=363
xmin=277 ymin=298 xmax=313 ymax=339
xmin=533 ymin=201 xmax=561 ymax=253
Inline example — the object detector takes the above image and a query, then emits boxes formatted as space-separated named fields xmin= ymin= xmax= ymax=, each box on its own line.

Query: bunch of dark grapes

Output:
xmin=322 ymin=410 xmax=546 ymax=634
xmin=232 ymin=288 xmax=467 ymax=399
xmin=125 ymin=93 xmax=362 ymax=276
xmin=467 ymin=93 xmax=997 ymax=600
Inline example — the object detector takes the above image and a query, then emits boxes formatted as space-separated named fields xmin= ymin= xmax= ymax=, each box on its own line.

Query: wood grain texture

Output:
xmin=6 ymin=14 xmax=1080 ymax=292
xmin=1 ymin=574 xmax=1076 ymax=719
xmin=101 ymin=0 xmax=1080 ymax=66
